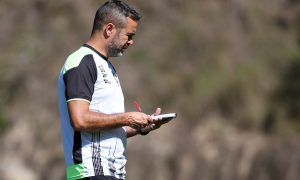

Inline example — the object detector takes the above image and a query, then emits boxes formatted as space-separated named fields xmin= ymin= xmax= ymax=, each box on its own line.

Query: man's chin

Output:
xmin=116 ymin=52 xmax=123 ymax=57
xmin=108 ymin=50 xmax=124 ymax=58
xmin=110 ymin=52 xmax=123 ymax=58
xmin=116 ymin=49 xmax=125 ymax=57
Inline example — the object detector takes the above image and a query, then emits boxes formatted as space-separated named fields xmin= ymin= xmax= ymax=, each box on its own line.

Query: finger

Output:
xmin=152 ymin=107 xmax=161 ymax=116
xmin=147 ymin=115 xmax=153 ymax=124
xmin=154 ymin=119 xmax=163 ymax=125
xmin=154 ymin=123 xmax=162 ymax=129
xmin=157 ymin=121 xmax=163 ymax=127
xmin=163 ymin=117 xmax=173 ymax=123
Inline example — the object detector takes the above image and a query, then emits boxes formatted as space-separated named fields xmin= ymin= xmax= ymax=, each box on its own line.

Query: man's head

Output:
xmin=91 ymin=0 xmax=141 ymax=57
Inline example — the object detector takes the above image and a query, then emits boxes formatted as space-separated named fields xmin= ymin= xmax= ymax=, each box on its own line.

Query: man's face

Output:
xmin=107 ymin=18 xmax=138 ymax=57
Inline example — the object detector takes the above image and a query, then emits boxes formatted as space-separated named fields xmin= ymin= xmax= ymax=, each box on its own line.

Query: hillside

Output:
xmin=0 ymin=0 xmax=300 ymax=179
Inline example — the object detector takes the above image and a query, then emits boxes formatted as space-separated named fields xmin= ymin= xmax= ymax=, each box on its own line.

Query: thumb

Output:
xmin=152 ymin=107 xmax=161 ymax=116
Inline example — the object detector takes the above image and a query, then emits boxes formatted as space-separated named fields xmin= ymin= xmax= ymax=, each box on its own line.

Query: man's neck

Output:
xmin=86 ymin=35 xmax=108 ymax=58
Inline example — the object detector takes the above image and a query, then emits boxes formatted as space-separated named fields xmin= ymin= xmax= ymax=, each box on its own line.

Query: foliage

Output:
xmin=0 ymin=0 xmax=300 ymax=179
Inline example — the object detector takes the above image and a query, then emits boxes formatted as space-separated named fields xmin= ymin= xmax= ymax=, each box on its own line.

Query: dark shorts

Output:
xmin=82 ymin=175 xmax=123 ymax=180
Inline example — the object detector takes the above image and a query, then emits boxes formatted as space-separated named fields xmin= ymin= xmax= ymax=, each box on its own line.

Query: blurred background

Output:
xmin=0 ymin=0 xmax=300 ymax=179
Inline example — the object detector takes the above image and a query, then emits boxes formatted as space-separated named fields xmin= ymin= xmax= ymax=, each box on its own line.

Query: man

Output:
xmin=58 ymin=1 xmax=170 ymax=180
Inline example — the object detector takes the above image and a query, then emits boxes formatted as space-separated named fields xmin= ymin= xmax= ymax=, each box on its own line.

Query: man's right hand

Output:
xmin=126 ymin=112 xmax=153 ymax=129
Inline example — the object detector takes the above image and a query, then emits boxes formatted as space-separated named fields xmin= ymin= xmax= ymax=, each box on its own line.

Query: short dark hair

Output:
xmin=91 ymin=0 xmax=141 ymax=35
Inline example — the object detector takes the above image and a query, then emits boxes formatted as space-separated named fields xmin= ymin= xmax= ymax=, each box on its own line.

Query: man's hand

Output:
xmin=126 ymin=112 xmax=152 ymax=129
xmin=139 ymin=108 xmax=172 ymax=134
xmin=151 ymin=107 xmax=164 ymax=130
xmin=124 ymin=108 xmax=174 ymax=137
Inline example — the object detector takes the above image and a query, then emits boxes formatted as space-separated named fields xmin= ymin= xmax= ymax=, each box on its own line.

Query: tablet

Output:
xmin=151 ymin=113 xmax=177 ymax=121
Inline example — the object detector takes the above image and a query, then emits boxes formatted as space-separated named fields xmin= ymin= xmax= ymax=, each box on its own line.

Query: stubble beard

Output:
xmin=107 ymin=34 xmax=124 ymax=58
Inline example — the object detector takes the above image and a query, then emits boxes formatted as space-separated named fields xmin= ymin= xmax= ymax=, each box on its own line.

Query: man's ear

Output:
xmin=104 ymin=23 xmax=115 ymax=37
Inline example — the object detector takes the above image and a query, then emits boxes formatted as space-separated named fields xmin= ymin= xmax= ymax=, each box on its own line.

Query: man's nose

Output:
xmin=127 ymin=39 xmax=134 ymax=45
